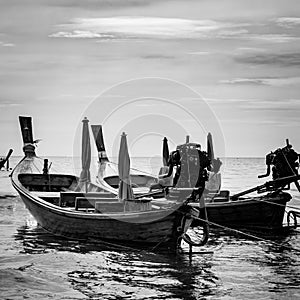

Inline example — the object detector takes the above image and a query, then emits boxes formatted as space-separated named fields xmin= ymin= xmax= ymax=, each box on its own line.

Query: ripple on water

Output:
xmin=1 ymin=157 xmax=300 ymax=299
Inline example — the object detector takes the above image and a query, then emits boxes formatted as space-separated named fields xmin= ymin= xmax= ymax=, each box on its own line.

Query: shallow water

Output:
xmin=0 ymin=157 xmax=300 ymax=299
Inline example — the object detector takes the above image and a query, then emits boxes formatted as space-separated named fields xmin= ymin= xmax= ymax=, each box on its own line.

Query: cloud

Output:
xmin=243 ymin=33 xmax=298 ymax=43
xmin=141 ymin=54 xmax=175 ymax=60
xmin=46 ymin=0 xmax=165 ymax=9
xmin=0 ymin=102 xmax=21 ymax=108
xmin=263 ymin=77 xmax=300 ymax=86
xmin=49 ymin=16 xmax=250 ymax=40
xmin=236 ymin=47 xmax=266 ymax=52
xmin=220 ymin=77 xmax=300 ymax=86
xmin=206 ymin=98 xmax=300 ymax=120
xmin=240 ymin=99 xmax=300 ymax=112
xmin=235 ymin=52 xmax=300 ymax=67
xmin=188 ymin=51 xmax=211 ymax=55
xmin=276 ymin=17 xmax=300 ymax=28
xmin=0 ymin=0 xmax=166 ymax=9
xmin=0 ymin=41 xmax=15 ymax=47
xmin=220 ymin=78 xmax=269 ymax=85
xmin=48 ymin=16 xmax=300 ymax=45
xmin=49 ymin=30 xmax=115 ymax=39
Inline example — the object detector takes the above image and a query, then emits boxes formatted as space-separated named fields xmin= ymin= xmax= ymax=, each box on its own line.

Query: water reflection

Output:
xmin=66 ymin=251 xmax=220 ymax=300
xmin=16 ymin=221 xmax=300 ymax=299
xmin=253 ymin=242 xmax=300 ymax=296
xmin=4 ymin=157 xmax=300 ymax=299
xmin=14 ymin=223 xmax=221 ymax=299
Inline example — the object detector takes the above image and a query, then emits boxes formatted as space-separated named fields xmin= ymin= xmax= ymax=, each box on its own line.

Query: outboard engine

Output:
xmin=164 ymin=140 xmax=211 ymax=190
xmin=259 ymin=139 xmax=299 ymax=180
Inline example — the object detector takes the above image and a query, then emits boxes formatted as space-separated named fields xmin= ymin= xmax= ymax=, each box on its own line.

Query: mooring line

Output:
xmin=192 ymin=215 xmax=300 ymax=253
xmin=244 ymin=196 xmax=300 ymax=212
xmin=108 ymin=161 xmax=157 ymax=177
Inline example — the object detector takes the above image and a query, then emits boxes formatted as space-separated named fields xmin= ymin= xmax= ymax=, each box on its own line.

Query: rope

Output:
xmin=89 ymin=238 xmax=147 ymax=252
xmin=281 ymin=151 xmax=300 ymax=192
xmin=191 ymin=215 xmax=300 ymax=253
xmin=108 ymin=161 xmax=157 ymax=177
xmin=282 ymin=151 xmax=297 ymax=176
xmin=151 ymin=235 xmax=170 ymax=251
xmin=242 ymin=196 xmax=300 ymax=212
xmin=35 ymin=155 xmax=69 ymax=175
xmin=31 ymin=161 xmax=42 ymax=173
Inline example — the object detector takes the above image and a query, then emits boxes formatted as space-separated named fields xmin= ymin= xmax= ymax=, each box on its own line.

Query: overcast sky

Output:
xmin=1 ymin=0 xmax=300 ymax=157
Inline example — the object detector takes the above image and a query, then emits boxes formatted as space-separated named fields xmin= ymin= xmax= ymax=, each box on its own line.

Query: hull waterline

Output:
xmin=191 ymin=192 xmax=291 ymax=230
xmin=11 ymin=156 xmax=194 ymax=250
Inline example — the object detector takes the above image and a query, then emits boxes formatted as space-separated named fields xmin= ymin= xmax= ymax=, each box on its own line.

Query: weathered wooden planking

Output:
xmin=18 ymin=173 xmax=76 ymax=191
xmin=18 ymin=192 xmax=182 ymax=246
xmin=11 ymin=155 xmax=193 ymax=250
xmin=191 ymin=192 xmax=291 ymax=229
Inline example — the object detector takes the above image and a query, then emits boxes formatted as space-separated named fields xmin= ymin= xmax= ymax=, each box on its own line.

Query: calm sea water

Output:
xmin=0 ymin=156 xmax=300 ymax=299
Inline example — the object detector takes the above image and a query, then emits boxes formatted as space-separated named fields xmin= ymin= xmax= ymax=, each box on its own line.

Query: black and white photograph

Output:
xmin=1 ymin=1 xmax=300 ymax=299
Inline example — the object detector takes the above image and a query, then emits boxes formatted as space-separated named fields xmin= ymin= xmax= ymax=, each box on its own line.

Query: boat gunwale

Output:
xmin=11 ymin=159 xmax=182 ymax=222
xmin=201 ymin=192 xmax=291 ymax=207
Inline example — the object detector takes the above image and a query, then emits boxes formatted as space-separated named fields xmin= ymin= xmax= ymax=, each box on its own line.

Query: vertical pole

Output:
xmin=43 ymin=159 xmax=49 ymax=175
xmin=189 ymin=244 xmax=193 ymax=257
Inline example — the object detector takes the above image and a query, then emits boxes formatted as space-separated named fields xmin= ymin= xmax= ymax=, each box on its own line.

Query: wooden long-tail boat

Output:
xmin=191 ymin=190 xmax=293 ymax=230
xmin=93 ymin=127 xmax=299 ymax=231
xmin=11 ymin=116 xmax=208 ymax=251
xmin=191 ymin=138 xmax=300 ymax=230
xmin=91 ymin=124 xmax=157 ymax=194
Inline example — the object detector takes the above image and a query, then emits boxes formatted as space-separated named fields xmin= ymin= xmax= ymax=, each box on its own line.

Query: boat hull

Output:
xmin=191 ymin=192 xmax=291 ymax=230
xmin=12 ymin=117 xmax=202 ymax=251
xmin=13 ymin=181 xmax=189 ymax=250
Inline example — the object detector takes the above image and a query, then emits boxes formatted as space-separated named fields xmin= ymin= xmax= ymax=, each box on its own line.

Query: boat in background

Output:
xmin=94 ymin=125 xmax=300 ymax=231
xmin=159 ymin=135 xmax=300 ymax=231
xmin=11 ymin=116 xmax=209 ymax=252
xmin=0 ymin=148 xmax=13 ymax=170
xmin=91 ymin=124 xmax=158 ymax=194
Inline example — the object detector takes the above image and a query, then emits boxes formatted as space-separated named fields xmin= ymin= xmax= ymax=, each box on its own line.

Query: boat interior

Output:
xmin=18 ymin=169 xmax=233 ymax=216
xmin=104 ymin=174 xmax=157 ymax=189
xmin=18 ymin=173 xmax=165 ymax=213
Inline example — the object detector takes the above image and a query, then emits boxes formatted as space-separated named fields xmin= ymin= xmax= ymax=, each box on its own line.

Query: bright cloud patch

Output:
xmin=0 ymin=41 xmax=15 ymax=47
xmin=48 ymin=16 xmax=300 ymax=44
xmin=277 ymin=17 xmax=300 ymax=28
xmin=49 ymin=16 xmax=249 ymax=40
xmin=245 ymin=33 xmax=298 ymax=43
xmin=49 ymin=30 xmax=115 ymax=39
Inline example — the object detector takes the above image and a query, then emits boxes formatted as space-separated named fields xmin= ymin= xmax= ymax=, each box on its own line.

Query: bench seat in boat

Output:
xmin=75 ymin=197 xmax=153 ymax=212
xmin=59 ymin=191 xmax=117 ymax=207
xmin=75 ymin=197 xmax=118 ymax=210
xmin=31 ymin=191 xmax=61 ymax=198
xmin=30 ymin=191 xmax=61 ymax=205
xmin=124 ymin=198 xmax=152 ymax=212
xmin=94 ymin=201 xmax=124 ymax=213
xmin=207 ymin=190 xmax=230 ymax=203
